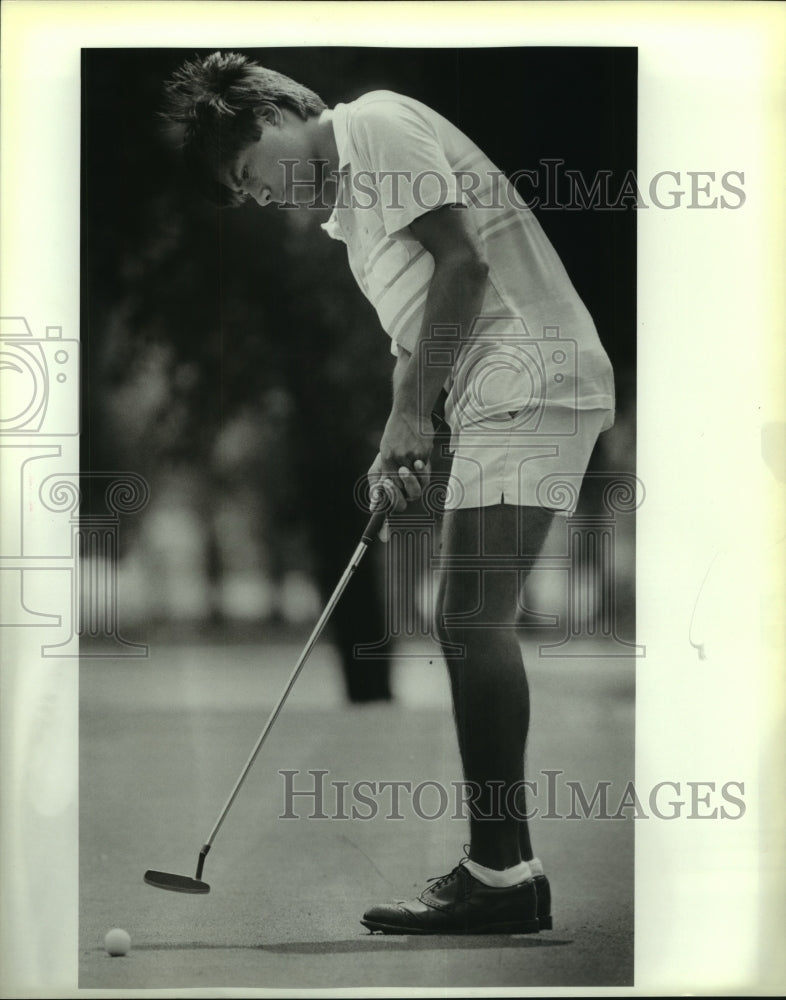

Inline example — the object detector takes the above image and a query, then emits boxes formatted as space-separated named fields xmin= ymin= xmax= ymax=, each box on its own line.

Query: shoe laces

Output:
xmin=423 ymin=846 xmax=472 ymax=893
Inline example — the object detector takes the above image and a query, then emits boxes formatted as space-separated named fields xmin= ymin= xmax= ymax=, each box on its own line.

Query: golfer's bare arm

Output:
xmin=370 ymin=205 xmax=488 ymax=509
xmin=391 ymin=205 xmax=488 ymax=430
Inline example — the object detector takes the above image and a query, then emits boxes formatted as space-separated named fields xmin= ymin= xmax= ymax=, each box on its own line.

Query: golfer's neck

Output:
xmin=311 ymin=110 xmax=341 ymax=198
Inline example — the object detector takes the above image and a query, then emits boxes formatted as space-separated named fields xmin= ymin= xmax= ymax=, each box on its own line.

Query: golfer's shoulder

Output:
xmin=346 ymin=90 xmax=436 ymax=141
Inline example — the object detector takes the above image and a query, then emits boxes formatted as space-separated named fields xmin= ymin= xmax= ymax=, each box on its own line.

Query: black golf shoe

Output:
xmin=360 ymin=860 xmax=541 ymax=935
xmin=533 ymin=873 xmax=552 ymax=930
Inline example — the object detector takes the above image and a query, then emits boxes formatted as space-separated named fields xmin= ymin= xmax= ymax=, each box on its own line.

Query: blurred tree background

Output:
xmin=80 ymin=47 xmax=637 ymax=697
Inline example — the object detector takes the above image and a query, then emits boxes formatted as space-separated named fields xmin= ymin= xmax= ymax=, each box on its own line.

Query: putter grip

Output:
xmin=361 ymin=508 xmax=387 ymax=545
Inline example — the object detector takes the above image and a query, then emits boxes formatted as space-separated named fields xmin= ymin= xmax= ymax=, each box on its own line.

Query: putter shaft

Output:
xmin=199 ymin=508 xmax=386 ymax=860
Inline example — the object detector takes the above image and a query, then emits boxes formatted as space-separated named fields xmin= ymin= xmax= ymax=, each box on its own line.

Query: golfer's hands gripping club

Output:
xmin=368 ymin=458 xmax=430 ymax=542
xmin=368 ymin=410 xmax=433 ymax=541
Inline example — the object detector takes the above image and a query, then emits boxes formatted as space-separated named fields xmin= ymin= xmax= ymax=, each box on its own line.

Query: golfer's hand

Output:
xmin=367 ymin=451 xmax=430 ymax=542
xmin=379 ymin=408 xmax=433 ymax=495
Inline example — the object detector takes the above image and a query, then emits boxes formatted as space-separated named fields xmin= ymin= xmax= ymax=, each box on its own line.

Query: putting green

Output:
xmin=79 ymin=638 xmax=634 ymax=989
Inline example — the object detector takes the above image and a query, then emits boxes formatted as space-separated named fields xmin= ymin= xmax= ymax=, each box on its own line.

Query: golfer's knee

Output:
xmin=434 ymin=610 xmax=507 ymax=655
xmin=433 ymin=599 xmax=454 ymax=649
xmin=435 ymin=591 xmax=518 ymax=648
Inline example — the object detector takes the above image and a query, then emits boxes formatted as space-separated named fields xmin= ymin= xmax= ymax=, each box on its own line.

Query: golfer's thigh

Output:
xmin=438 ymin=505 xmax=554 ymax=622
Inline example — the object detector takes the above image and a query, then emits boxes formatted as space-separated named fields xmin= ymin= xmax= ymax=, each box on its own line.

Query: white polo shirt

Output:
xmin=321 ymin=90 xmax=615 ymax=430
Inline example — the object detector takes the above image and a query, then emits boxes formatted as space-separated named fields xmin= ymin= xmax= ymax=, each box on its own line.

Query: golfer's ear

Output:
xmin=254 ymin=102 xmax=280 ymax=126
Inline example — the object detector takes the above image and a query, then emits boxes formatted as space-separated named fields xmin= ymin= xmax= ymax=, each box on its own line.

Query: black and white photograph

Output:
xmin=78 ymin=41 xmax=637 ymax=990
xmin=1 ymin=2 xmax=784 ymax=997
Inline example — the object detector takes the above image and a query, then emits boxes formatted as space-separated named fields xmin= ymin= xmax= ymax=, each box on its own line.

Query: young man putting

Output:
xmin=162 ymin=52 xmax=615 ymax=934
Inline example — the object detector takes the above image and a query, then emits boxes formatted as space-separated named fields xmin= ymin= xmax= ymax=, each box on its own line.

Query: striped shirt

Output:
xmin=321 ymin=91 xmax=615 ymax=429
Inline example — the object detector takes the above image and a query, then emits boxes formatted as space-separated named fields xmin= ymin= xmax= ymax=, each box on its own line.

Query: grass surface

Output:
xmin=79 ymin=637 xmax=634 ymax=990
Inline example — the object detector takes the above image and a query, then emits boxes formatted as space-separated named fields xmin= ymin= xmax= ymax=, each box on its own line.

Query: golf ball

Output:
xmin=104 ymin=928 xmax=131 ymax=956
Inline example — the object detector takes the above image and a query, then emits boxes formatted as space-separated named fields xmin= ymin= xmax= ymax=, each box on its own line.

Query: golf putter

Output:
xmin=144 ymin=503 xmax=389 ymax=894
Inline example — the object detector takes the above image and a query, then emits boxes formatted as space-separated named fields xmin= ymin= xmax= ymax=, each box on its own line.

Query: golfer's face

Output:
xmin=222 ymin=108 xmax=315 ymax=207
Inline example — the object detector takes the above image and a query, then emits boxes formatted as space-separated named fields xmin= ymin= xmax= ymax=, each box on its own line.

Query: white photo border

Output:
xmin=1 ymin=1 xmax=784 ymax=996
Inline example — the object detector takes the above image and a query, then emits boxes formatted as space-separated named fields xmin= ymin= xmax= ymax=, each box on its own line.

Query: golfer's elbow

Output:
xmin=457 ymin=251 xmax=489 ymax=281
xmin=467 ymin=255 xmax=490 ymax=286
xmin=438 ymin=250 xmax=489 ymax=285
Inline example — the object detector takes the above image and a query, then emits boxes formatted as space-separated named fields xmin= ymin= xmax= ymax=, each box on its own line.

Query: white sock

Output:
xmin=528 ymin=857 xmax=544 ymax=877
xmin=464 ymin=858 xmax=532 ymax=887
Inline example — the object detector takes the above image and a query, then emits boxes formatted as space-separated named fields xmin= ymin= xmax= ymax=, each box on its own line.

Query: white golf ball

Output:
xmin=104 ymin=927 xmax=131 ymax=956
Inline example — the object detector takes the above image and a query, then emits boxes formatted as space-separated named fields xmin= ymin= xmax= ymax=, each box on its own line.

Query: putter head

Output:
xmin=144 ymin=869 xmax=210 ymax=894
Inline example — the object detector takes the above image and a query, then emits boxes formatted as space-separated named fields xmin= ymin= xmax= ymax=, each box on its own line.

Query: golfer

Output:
xmin=162 ymin=51 xmax=615 ymax=934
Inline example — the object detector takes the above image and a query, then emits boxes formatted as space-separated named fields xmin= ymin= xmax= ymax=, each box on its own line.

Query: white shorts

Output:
xmin=437 ymin=406 xmax=613 ymax=512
